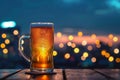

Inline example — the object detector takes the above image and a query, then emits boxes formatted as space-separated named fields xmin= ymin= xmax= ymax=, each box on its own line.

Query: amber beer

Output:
xmin=30 ymin=23 xmax=54 ymax=72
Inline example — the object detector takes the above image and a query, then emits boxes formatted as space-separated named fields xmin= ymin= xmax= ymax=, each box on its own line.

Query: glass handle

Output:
xmin=18 ymin=35 xmax=30 ymax=62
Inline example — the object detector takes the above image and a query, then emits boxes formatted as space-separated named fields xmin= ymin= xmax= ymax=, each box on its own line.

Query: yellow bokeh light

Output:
xmin=56 ymin=32 xmax=62 ymax=38
xmin=114 ymin=48 xmax=119 ymax=54
xmin=67 ymin=41 xmax=72 ymax=47
xmin=78 ymin=31 xmax=83 ymax=37
xmin=5 ymin=39 xmax=10 ymax=44
xmin=53 ymin=50 xmax=58 ymax=56
xmin=0 ymin=43 xmax=6 ymax=48
xmin=64 ymin=53 xmax=70 ymax=59
xmin=68 ymin=35 xmax=74 ymax=41
xmin=71 ymin=43 xmax=76 ymax=48
xmin=108 ymin=56 xmax=114 ymax=62
xmin=3 ymin=48 xmax=8 ymax=54
xmin=13 ymin=30 xmax=19 ymax=35
xmin=59 ymin=43 xmax=64 ymax=48
xmin=87 ymin=45 xmax=93 ymax=51
xmin=108 ymin=34 xmax=113 ymax=39
xmin=83 ymin=52 xmax=89 ymax=58
xmin=82 ymin=40 xmax=87 ymax=46
xmin=74 ymin=48 xmax=80 ymax=54
xmin=91 ymin=34 xmax=96 ymax=39
xmin=1 ymin=33 xmax=7 ymax=38
xmin=113 ymin=36 xmax=118 ymax=42
xmin=91 ymin=57 xmax=96 ymax=63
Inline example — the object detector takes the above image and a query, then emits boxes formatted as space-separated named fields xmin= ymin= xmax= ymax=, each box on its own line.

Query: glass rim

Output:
xmin=30 ymin=22 xmax=54 ymax=27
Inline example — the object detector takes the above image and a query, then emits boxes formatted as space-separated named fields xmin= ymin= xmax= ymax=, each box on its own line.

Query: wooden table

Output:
xmin=0 ymin=69 xmax=120 ymax=80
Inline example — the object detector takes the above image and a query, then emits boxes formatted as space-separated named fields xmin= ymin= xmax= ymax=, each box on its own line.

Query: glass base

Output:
xmin=30 ymin=68 xmax=53 ymax=73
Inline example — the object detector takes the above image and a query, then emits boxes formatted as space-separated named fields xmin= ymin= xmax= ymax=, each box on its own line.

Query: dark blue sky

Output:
xmin=0 ymin=0 xmax=120 ymax=34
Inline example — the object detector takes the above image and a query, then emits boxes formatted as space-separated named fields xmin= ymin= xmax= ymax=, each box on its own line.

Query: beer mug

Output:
xmin=18 ymin=22 xmax=54 ymax=72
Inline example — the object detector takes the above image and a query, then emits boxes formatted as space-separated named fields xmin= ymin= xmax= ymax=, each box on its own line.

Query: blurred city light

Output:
xmin=0 ymin=43 xmax=6 ymax=48
xmin=1 ymin=33 xmax=7 ymax=38
xmin=83 ymin=52 xmax=89 ymax=58
xmin=87 ymin=45 xmax=93 ymax=51
xmin=71 ymin=43 xmax=76 ymax=48
xmin=5 ymin=39 xmax=10 ymax=44
xmin=91 ymin=57 xmax=96 ymax=63
xmin=74 ymin=48 xmax=80 ymax=54
xmin=3 ymin=48 xmax=8 ymax=54
xmin=68 ymin=35 xmax=74 ymax=41
xmin=13 ymin=30 xmax=19 ymax=35
xmin=108 ymin=56 xmax=114 ymax=62
xmin=81 ymin=56 xmax=86 ymax=61
xmin=113 ymin=36 xmax=118 ymax=42
xmin=67 ymin=41 xmax=72 ymax=46
xmin=78 ymin=31 xmax=83 ymax=37
xmin=91 ymin=34 xmax=96 ymax=39
xmin=1 ymin=21 xmax=16 ymax=28
xmin=108 ymin=34 xmax=114 ymax=39
xmin=53 ymin=50 xmax=58 ymax=56
xmin=57 ymin=32 xmax=62 ymax=38
xmin=59 ymin=43 xmax=64 ymax=48
xmin=82 ymin=40 xmax=87 ymax=46
xmin=64 ymin=53 xmax=70 ymax=59
xmin=114 ymin=48 xmax=119 ymax=54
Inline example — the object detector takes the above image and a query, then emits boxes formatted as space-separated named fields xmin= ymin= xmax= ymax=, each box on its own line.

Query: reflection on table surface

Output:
xmin=0 ymin=69 xmax=120 ymax=80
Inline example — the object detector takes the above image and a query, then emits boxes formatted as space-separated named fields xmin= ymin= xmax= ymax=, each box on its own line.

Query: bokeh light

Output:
xmin=91 ymin=57 xmax=96 ymax=63
xmin=81 ymin=56 xmax=86 ymax=61
xmin=101 ymin=50 xmax=106 ymax=56
xmin=3 ymin=48 xmax=8 ymax=54
xmin=83 ymin=52 xmax=89 ymax=58
xmin=113 ymin=36 xmax=118 ymax=42
xmin=13 ymin=30 xmax=19 ymax=35
xmin=68 ymin=35 xmax=74 ymax=41
xmin=71 ymin=43 xmax=76 ymax=48
xmin=64 ymin=53 xmax=70 ymax=59
xmin=57 ymin=32 xmax=62 ymax=38
xmin=108 ymin=34 xmax=114 ymax=39
xmin=5 ymin=39 xmax=10 ymax=44
xmin=0 ymin=43 xmax=6 ymax=48
xmin=115 ymin=58 xmax=120 ymax=63
xmin=104 ymin=52 xmax=110 ymax=58
xmin=74 ymin=48 xmax=80 ymax=54
xmin=67 ymin=41 xmax=72 ymax=47
xmin=1 ymin=33 xmax=7 ymax=38
xmin=82 ymin=40 xmax=87 ymax=46
xmin=91 ymin=34 xmax=96 ymax=39
xmin=78 ymin=31 xmax=83 ymax=37
xmin=59 ymin=43 xmax=64 ymax=48
xmin=53 ymin=50 xmax=58 ymax=56
xmin=108 ymin=56 xmax=114 ymax=62
xmin=114 ymin=48 xmax=119 ymax=54
xmin=87 ymin=45 xmax=93 ymax=51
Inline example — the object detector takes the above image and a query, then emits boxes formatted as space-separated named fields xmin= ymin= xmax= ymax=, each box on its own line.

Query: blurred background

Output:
xmin=0 ymin=0 xmax=120 ymax=69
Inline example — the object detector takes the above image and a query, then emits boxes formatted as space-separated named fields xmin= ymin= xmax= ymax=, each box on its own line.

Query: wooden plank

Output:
xmin=65 ymin=69 xmax=106 ymax=80
xmin=6 ymin=69 xmax=63 ymax=80
xmin=94 ymin=69 xmax=120 ymax=80
xmin=0 ymin=69 xmax=21 ymax=80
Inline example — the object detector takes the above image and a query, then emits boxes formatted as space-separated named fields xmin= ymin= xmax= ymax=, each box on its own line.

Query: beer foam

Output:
xmin=30 ymin=22 xmax=54 ymax=27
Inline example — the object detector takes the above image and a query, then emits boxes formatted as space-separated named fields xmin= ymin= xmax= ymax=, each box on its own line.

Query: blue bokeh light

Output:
xmin=108 ymin=0 xmax=120 ymax=9
xmin=1 ymin=21 xmax=16 ymax=28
